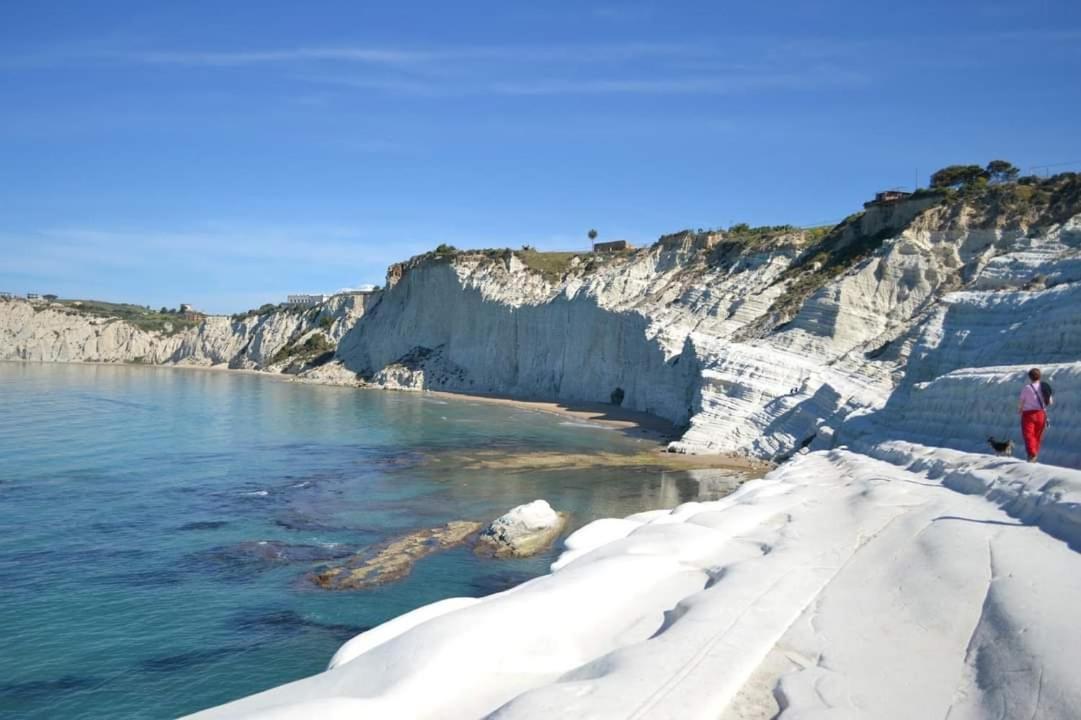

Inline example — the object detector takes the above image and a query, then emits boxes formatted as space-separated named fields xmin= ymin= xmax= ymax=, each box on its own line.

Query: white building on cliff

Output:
xmin=287 ymin=293 xmax=329 ymax=307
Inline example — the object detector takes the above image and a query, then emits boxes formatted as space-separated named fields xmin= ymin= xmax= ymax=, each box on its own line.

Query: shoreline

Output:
xmin=424 ymin=388 xmax=677 ymax=440
xmin=421 ymin=388 xmax=770 ymax=473
xmin=4 ymin=359 xmax=767 ymax=474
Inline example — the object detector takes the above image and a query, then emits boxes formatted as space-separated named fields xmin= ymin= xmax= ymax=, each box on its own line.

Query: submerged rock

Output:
xmin=312 ymin=520 xmax=483 ymax=590
xmin=474 ymin=500 xmax=566 ymax=558
xmin=185 ymin=540 xmax=356 ymax=579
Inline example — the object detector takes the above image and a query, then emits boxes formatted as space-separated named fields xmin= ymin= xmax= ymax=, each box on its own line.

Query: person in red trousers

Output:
xmin=1018 ymin=368 xmax=1053 ymax=462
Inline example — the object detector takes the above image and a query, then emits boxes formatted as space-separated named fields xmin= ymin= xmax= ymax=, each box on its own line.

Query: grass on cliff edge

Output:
xmin=55 ymin=300 xmax=200 ymax=334
xmin=517 ymin=249 xmax=632 ymax=282
xmin=423 ymin=247 xmax=618 ymax=283
xmin=516 ymin=250 xmax=584 ymax=281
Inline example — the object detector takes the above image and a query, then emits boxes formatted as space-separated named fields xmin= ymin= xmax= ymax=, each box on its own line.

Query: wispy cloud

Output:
xmin=128 ymin=43 xmax=706 ymax=67
xmin=133 ymin=47 xmax=430 ymax=67
xmin=488 ymin=66 xmax=866 ymax=96
xmin=2 ymin=42 xmax=699 ymax=69
xmin=1 ymin=39 xmax=870 ymax=98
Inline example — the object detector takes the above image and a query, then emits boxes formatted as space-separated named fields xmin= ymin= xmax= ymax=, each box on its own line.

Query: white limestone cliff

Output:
xmin=0 ymin=293 xmax=375 ymax=372
xmin=335 ymin=183 xmax=1081 ymax=463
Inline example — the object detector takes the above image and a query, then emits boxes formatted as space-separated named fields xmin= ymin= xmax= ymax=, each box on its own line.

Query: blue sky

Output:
xmin=2 ymin=1 xmax=1080 ymax=313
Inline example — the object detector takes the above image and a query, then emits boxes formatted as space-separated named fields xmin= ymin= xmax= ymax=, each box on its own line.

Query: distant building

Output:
xmin=26 ymin=292 xmax=41 ymax=302
xmin=178 ymin=303 xmax=207 ymax=322
xmin=593 ymin=240 xmax=635 ymax=253
xmin=864 ymin=190 xmax=912 ymax=208
xmin=287 ymin=293 xmax=330 ymax=307
xmin=0 ymin=292 xmax=13 ymax=300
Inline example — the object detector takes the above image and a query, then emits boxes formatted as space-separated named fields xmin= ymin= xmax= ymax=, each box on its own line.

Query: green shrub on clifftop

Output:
xmin=58 ymin=300 xmax=199 ymax=335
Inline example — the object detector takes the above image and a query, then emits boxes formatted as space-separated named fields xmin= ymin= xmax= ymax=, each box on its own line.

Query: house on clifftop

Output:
xmin=864 ymin=189 xmax=912 ymax=208
xmin=593 ymin=239 xmax=635 ymax=253
xmin=287 ymin=293 xmax=329 ymax=307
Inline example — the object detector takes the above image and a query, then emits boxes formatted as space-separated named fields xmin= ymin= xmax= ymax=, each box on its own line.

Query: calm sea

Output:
xmin=0 ymin=362 xmax=731 ymax=718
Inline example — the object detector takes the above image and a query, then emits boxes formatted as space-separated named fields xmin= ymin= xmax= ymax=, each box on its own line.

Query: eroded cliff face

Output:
xmin=336 ymin=178 xmax=1081 ymax=462
xmin=338 ymin=249 xmax=707 ymax=424
xmin=0 ymin=293 xmax=375 ymax=372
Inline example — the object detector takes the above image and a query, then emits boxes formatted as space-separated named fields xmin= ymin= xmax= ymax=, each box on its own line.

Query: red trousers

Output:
xmin=1021 ymin=409 xmax=1047 ymax=458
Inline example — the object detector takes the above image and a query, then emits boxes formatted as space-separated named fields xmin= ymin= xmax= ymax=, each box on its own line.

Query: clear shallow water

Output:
xmin=0 ymin=362 xmax=727 ymax=719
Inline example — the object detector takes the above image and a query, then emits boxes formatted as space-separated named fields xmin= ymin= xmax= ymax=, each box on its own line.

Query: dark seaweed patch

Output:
xmin=180 ymin=540 xmax=357 ymax=580
xmin=90 ymin=520 xmax=133 ymax=535
xmin=273 ymin=511 xmax=342 ymax=532
xmin=105 ymin=547 xmax=152 ymax=561
xmin=96 ymin=567 xmax=186 ymax=588
xmin=177 ymin=520 xmax=229 ymax=531
xmin=0 ymin=674 xmax=104 ymax=704
xmin=468 ymin=569 xmax=538 ymax=597
xmin=73 ymin=392 xmax=157 ymax=411
xmin=139 ymin=646 xmax=241 ymax=673
xmin=229 ymin=609 xmax=370 ymax=642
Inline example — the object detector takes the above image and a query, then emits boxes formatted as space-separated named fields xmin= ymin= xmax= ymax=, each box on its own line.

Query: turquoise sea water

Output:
xmin=0 ymin=363 xmax=725 ymax=719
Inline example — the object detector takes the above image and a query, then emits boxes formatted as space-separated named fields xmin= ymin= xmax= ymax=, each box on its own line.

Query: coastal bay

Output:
xmin=0 ymin=362 xmax=745 ymax=719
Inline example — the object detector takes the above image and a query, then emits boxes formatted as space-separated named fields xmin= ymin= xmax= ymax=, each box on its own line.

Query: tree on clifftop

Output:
xmin=588 ymin=229 xmax=598 ymax=241
xmin=930 ymin=164 xmax=990 ymax=189
xmin=986 ymin=159 xmax=1020 ymax=184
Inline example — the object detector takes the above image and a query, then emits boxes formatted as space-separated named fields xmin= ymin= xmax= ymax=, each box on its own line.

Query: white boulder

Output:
xmin=475 ymin=500 xmax=566 ymax=558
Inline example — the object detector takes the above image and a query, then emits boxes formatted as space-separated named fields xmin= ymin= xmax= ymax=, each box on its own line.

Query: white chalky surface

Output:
xmin=188 ymin=448 xmax=1081 ymax=720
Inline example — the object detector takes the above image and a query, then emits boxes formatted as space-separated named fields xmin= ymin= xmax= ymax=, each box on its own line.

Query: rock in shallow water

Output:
xmin=311 ymin=520 xmax=483 ymax=590
xmin=474 ymin=500 xmax=566 ymax=558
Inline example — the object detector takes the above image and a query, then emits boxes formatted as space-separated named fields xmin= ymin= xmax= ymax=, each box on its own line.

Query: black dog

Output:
xmin=987 ymin=436 xmax=1014 ymax=456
